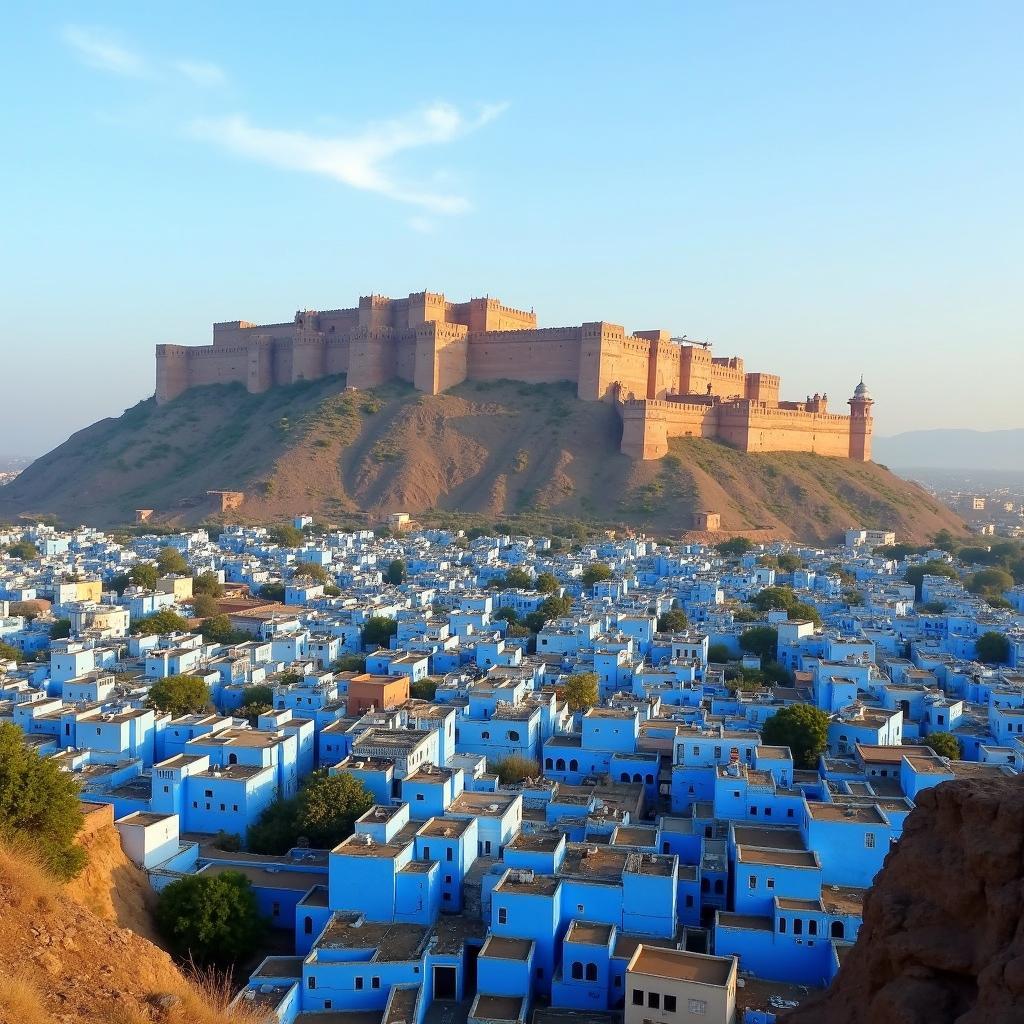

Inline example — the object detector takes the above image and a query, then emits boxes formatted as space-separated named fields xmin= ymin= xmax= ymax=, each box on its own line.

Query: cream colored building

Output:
xmin=626 ymin=945 xmax=738 ymax=1024
xmin=156 ymin=574 xmax=194 ymax=600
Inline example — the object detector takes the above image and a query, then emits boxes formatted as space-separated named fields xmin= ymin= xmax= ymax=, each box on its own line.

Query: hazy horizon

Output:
xmin=3 ymin=2 xmax=1023 ymax=453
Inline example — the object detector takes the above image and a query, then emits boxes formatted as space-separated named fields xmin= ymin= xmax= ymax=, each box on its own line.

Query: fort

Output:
xmin=156 ymin=289 xmax=873 ymax=462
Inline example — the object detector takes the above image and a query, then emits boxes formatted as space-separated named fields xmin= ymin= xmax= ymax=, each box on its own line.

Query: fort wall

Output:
xmin=154 ymin=288 xmax=874 ymax=463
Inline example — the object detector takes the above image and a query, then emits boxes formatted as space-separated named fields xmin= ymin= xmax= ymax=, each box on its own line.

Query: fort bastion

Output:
xmin=155 ymin=289 xmax=874 ymax=462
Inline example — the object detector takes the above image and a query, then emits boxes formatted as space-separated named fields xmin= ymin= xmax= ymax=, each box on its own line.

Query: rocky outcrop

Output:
xmin=785 ymin=776 xmax=1024 ymax=1024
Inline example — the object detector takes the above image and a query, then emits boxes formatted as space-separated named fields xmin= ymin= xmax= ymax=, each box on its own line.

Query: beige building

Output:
xmin=626 ymin=945 xmax=738 ymax=1024
xmin=157 ymin=574 xmax=194 ymax=600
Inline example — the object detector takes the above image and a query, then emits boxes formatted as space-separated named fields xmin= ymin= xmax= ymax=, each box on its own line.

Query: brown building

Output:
xmin=156 ymin=289 xmax=873 ymax=463
xmin=626 ymin=945 xmax=738 ymax=1024
xmin=346 ymin=673 xmax=410 ymax=717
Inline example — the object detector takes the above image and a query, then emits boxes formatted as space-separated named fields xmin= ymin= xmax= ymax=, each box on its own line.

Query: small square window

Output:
xmin=632 ymin=990 xmax=644 ymax=1006
xmin=648 ymin=991 xmax=660 ymax=1009
xmin=664 ymin=994 xmax=677 ymax=1012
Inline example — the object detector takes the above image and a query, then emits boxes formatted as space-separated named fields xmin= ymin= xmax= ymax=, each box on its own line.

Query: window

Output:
xmin=424 ymin=846 xmax=431 ymax=860
xmin=304 ymin=916 xmax=313 ymax=935
xmin=831 ymin=920 xmax=845 ymax=939
xmin=748 ymin=875 xmax=757 ymax=889
xmin=416 ymin=793 xmax=424 ymax=801
xmin=808 ymin=919 xmax=818 ymax=935
xmin=865 ymin=832 xmax=876 ymax=849
xmin=794 ymin=918 xmax=803 ymax=935
xmin=571 ymin=962 xmax=583 ymax=980
xmin=481 ymin=731 xmax=490 ymax=740
xmin=498 ymin=907 xmax=507 ymax=924
xmin=685 ymin=894 xmax=694 ymax=907
xmin=508 ymin=730 xmax=520 ymax=742
xmin=787 ymin=808 xmax=795 ymax=818
xmin=585 ymin=963 xmax=597 ymax=981
xmin=688 ymin=998 xmax=707 ymax=1015
xmin=372 ymin=977 xmax=380 ymax=990
xmin=767 ymin=878 xmax=775 ymax=890
xmin=665 ymin=994 xmax=677 ymax=1012
xmin=323 ymin=1000 xmax=332 ymax=1010
xmin=779 ymin=917 xmax=787 ymax=933
xmin=204 ymin=789 xmax=213 ymax=798
xmin=648 ymin=991 xmax=660 ymax=1009
xmin=446 ymin=847 xmax=453 ymax=861
xmin=272 ymin=901 xmax=280 ymax=917
xmin=577 ymin=903 xmax=585 ymax=913
xmin=308 ymin=977 xmax=316 ymax=990
xmin=750 ymin=806 xmax=757 ymax=815
xmin=445 ymin=874 xmax=452 ymax=883
xmin=355 ymin=978 xmax=363 ymax=990
xmin=632 ymin=990 xmax=644 ymax=1006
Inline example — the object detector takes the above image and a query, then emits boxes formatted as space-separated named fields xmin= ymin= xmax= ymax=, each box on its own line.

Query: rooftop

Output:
xmin=628 ymin=945 xmax=735 ymax=987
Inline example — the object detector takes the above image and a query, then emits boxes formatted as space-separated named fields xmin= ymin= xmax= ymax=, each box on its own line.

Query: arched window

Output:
xmin=569 ymin=759 xmax=578 ymax=772
xmin=793 ymin=918 xmax=803 ymax=935
xmin=701 ymin=878 xmax=710 ymax=893
xmin=585 ymin=963 xmax=598 ymax=982
xmin=508 ymin=730 xmax=520 ymax=742
xmin=481 ymin=731 xmax=490 ymax=740
xmin=620 ymin=772 xmax=630 ymax=782
xmin=778 ymin=917 xmax=787 ymax=933
xmin=645 ymin=774 xmax=654 ymax=784
xmin=228 ymin=753 xmax=238 ymax=765
xmin=571 ymin=961 xmax=583 ymax=980
xmin=831 ymin=921 xmax=845 ymax=939
xmin=632 ymin=773 xmax=642 ymax=784
xmin=304 ymin=916 xmax=313 ymax=935
xmin=545 ymin=757 xmax=553 ymax=769
xmin=556 ymin=758 xmax=566 ymax=771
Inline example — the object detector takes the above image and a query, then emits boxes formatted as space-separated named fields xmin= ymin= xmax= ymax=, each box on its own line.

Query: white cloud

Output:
xmin=62 ymin=25 xmax=148 ymax=77
xmin=190 ymin=101 xmax=508 ymax=214
xmin=63 ymin=25 xmax=226 ymax=87
xmin=171 ymin=59 xmax=227 ymax=88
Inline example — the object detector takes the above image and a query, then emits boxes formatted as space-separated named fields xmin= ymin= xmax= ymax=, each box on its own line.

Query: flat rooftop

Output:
xmin=629 ymin=945 xmax=734 ymax=987
xmin=317 ymin=915 xmax=429 ymax=962
xmin=471 ymin=995 xmax=524 ymax=1022
xmin=480 ymin=935 xmax=534 ymax=961
xmin=565 ymin=921 xmax=614 ymax=946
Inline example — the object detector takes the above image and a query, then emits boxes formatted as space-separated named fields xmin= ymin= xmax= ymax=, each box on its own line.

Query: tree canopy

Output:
xmin=761 ymin=705 xmax=830 ymax=769
xmin=657 ymin=608 xmax=689 ymax=633
xmin=49 ymin=618 xmax=72 ymax=639
xmin=192 ymin=593 xmax=220 ymax=619
xmin=524 ymin=594 xmax=573 ymax=633
xmin=362 ymin=615 xmax=398 ymax=650
xmin=0 ymin=722 xmax=86 ymax=879
xmin=739 ymin=626 xmax=779 ymax=661
xmin=130 ymin=608 xmax=191 ymax=636
xmin=581 ymin=562 xmax=613 ymax=586
xmin=269 ymin=524 xmax=304 ymax=547
xmin=922 ymin=732 xmax=961 ymax=759
xmin=384 ymin=559 xmax=407 ymax=586
xmin=192 ymin=571 xmax=224 ymax=597
xmin=155 ymin=871 xmax=266 ymax=966
xmin=293 ymin=560 xmax=332 ymax=585
xmin=6 ymin=540 xmax=39 ymax=560
xmin=976 ymin=631 xmax=1010 ymax=665
xmin=501 ymin=567 xmax=534 ymax=590
xmin=492 ymin=755 xmax=541 ymax=785
xmin=147 ymin=675 xmax=211 ymax=717
xmin=535 ymin=572 xmax=559 ymax=594
xmin=156 ymin=546 xmax=189 ymax=575
xmin=563 ymin=672 xmax=599 ymax=713
xmin=715 ymin=537 xmax=754 ymax=557
xmin=905 ymin=560 xmax=959 ymax=600
xmin=967 ymin=567 xmax=1013 ymax=598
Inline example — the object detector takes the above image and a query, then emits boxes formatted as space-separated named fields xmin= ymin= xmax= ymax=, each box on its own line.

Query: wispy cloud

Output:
xmin=190 ymin=102 xmax=508 ymax=214
xmin=63 ymin=24 xmax=226 ymax=87
xmin=171 ymin=59 xmax=227 ymax=88
xmin=62 ymin=25 xmax=148 ymax=77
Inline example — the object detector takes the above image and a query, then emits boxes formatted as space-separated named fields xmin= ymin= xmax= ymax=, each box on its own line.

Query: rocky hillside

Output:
xmin=0 ymin=810 xmax=261 ymax=1024
xmin=785 ymin=775 xmax=1024 ymax=1024
xmin=0 ymin=376 xmax=966 ymax=544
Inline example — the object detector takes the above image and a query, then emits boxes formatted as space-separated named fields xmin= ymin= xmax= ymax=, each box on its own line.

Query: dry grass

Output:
xmin=0 ymin=973 xmax=54 ymax=1024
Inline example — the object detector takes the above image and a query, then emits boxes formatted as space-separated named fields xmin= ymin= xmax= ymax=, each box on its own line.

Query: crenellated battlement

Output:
xmin=154 ymin=287 xmax=873 ymax=463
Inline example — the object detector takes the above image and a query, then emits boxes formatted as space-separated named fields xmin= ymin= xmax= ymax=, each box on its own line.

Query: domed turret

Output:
xmin=852 ymin=377 xmax=872 ymax=401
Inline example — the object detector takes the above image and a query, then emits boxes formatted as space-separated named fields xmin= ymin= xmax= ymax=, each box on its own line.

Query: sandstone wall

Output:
xmin=468 ymin=326 xmax=583 ymax=384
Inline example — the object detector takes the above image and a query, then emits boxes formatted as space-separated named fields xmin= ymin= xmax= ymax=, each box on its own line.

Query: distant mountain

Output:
xmin=0 ymin=376 xmax=967 ymax=544
xmin=874 ymin=429 xmax=1024 ymax=471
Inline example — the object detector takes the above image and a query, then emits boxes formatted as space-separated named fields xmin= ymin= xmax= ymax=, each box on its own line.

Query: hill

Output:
xmin=0 ymin=806 xmax=262 ymax=1024
xmin=0 ymin=376 xmax=966 ymax=545
xmin=873 ymin=428 xmax=1024 ymax=471
xmin=784 ymin=774 xmax=1024 ymax=1024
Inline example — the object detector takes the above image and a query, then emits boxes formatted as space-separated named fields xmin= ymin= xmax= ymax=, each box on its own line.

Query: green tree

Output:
xmin=922 ymin=600 xmax=948 ymax=613
xmin=715 ymin=537 xmax=754 ymax=557
xmin=905 ymin=560 xmax=959 ymax=600
xmin=739 ymin=626 xmax=779 ymax=661
xmin=260 ymin=582 xmax=286 ymax=602
xmin=789 ymin=601 xmax=822 ymax=626
xmin=293 ymin=561 xmax=331 ymax=585
xmin=156 ymin=546 xmax=189 ymax=575
xmin=155 ymin=871 xmax=266 ymax=966
xmin=922 ymin=732 xmax=961 ymax=759
xmin=967 ymin=567 xmax=1013 ymax=597
xmin=129 ymin=563 xmax=159 ymax=591
xmin=535 ymin=572 xmax=559 ymax=594
xmin=501 ymin=567 xmax=534 ymax=589
xmin=49 ymin=618 xmax=72 ymax=639
xmin=241 ymin=684 xmax=274 ymax=707
xmin=751 ymin=587 xmax=797 ymax=612
xmin=384 ymin=559 xmax=407 ymax=586
xmin=192 ymin=593 xmax=220 ymax=619
xmin=200 ymin=614 xmax=249 ymax=644
xmin=333 ymin=654 xmax=367 ymax=673
xmin=777 ymin=553 xmax=804 ymax=572
xmin=362 ymin=615 xmax=398 ymax=650
xmin=761 ymin=705 xmax=830 ymax=769
xmin=976 ymin=631 xmax=1010 ymax=665
xmin=192 ymin=571 xmax=224 ymax=597
xmin=707 ymin=643 xmax=732 ymax=663
xmin=247 ymin=797 xmax=300 ymax=854
xmin=147 ymin=675 xmax=210 ymax=716
xmin=524 ymin=593 xmax=573 ymax=633
xmin=6 ymin=540 xmax=39 ymax=560
xmin=269 ymin=524 xmax=304 ymax=547
xmin=0 ymin=722 xmax=86 ymax=878
xmin=563 ymin=672 xmax=599 ymax=713
xmin=492 ymin=754 xmax=541 ymax=785
xmin=932 ymin=529 xmax=960 ymax=553
xmin=494 ymin=607 xmax=519 ymax=625
xmin=581 ymin=562 xmax=613 ymax=586
xmin=294 ymin=770 xmax=374 ymax=848
xmin=239 ymin=702 xmax=272 ymax=726
xmin=657 ymin=608 xmax=689 ymax=632
xmin=0 ymin=641 xmax=22 ymax=663
xmin=108 ymin=572 xmax=131 ymax=596
xmin=411 ymin=678 xmax=439 ymax=701
xmin=130 ymin=608 xmax=191 ymax=635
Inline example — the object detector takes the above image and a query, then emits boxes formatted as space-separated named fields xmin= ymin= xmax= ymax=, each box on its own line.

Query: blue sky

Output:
xmin=2 ymin=2 xmax=1022 ymax=454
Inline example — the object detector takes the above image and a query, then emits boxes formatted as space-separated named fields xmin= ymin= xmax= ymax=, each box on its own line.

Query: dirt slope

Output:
xmin=0 ymin=376 xmax=967 ymax=544
xmin=784 ymin=775 xmax=1024 ymax=1024
xmin=0 ymin=826 xmax=262 ymax=1024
